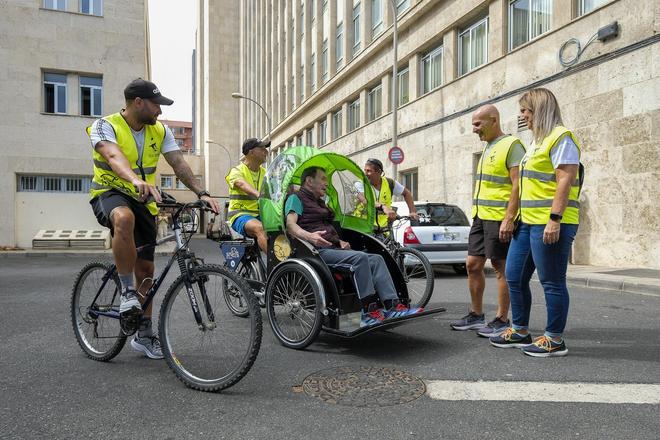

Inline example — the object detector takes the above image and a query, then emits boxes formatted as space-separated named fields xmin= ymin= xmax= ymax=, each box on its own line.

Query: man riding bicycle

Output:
xmin=88 ymin=78 xmax=219 ymax=359
xmin=225 ymin=138 xmax=269 ymax=253
xmin=356 ymin=158 xmax=419 ymax=232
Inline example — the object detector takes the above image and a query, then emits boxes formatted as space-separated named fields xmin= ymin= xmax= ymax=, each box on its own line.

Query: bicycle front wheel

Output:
xmin=70 ymin=261 xmax=127 ymax=361
xmin=159 ymin=264 xmax=262 ymax=392
xmin=397 ymin=248 xmax=435 ymax=309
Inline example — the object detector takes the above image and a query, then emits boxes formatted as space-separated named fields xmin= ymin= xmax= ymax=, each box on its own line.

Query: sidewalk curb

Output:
xmin=563 ymin=274 xmax=660 ymax=297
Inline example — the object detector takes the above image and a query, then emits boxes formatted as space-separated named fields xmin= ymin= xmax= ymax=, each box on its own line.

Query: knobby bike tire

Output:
xmin=159 ymin=264 xmax=262 ymax=392
xmin=396 ymin=247 xmax=435 ymax=309
xmin=70 ymin=261 xmax=127 ymax=361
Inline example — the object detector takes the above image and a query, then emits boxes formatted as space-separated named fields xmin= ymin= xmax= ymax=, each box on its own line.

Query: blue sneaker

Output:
xmin=450 ymin=311 xmax=485 ymax=330
xmin=522 ymin=335 xmax=568 ymax=357
xmin=489 ymin=327 xmax=532 ymax=348
xmin=383 ymin=303 xmax=423 ymax=319
xmin=477 ymin=317 xmax=510 ymax=338
xmin=360 ymin=309 xmax=385 ymax=327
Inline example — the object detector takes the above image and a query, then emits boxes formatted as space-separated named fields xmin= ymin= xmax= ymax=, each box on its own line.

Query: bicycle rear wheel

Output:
xmin=159 ymin=264 xmax=262 ymax=392
xmin=71 ymin=261 xmax=127 ymax=361
xmin=397 ymin=248 xmax=434 ymax=309
xmin=222 ymin=259 xmax=258 ymax=317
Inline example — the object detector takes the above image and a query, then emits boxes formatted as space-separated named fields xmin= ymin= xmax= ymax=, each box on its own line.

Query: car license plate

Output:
xmin=433 ymin=233 xmax=457 ymax=241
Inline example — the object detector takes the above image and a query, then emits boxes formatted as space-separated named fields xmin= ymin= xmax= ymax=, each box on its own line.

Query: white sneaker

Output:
xmin=119 ymin=289 xmax=142 ymax=315
xmin=131 ymin=335 xmax=164 ymax=359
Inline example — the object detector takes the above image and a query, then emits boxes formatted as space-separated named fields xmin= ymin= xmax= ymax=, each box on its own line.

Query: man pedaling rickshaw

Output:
xmin=284 ymin=166 xmax=423 ymax=327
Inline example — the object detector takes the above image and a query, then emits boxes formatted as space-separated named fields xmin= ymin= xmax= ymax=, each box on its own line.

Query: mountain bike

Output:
xmin=70 ymin=193 xmax=262 ymax=392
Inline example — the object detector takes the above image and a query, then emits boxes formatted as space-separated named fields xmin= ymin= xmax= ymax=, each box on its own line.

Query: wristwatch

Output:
xmin=549 ymin=212 xmax=563 ymax=222
xmin=196 ymin=190 xmax=211 ymax=199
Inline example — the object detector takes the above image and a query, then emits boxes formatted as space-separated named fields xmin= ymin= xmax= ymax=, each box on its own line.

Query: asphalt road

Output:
xmin=1 ymin=237 xmax=659 ymax=440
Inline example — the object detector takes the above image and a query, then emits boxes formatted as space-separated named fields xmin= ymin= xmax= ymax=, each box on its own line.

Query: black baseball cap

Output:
xmin=242 ymin=138 xmax=271 ymax=155
xmin=124 ymin=78 xmax=174 ymax=105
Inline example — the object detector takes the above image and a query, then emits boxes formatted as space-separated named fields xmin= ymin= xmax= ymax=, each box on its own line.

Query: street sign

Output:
xmin=388 ymin=146 xmax=404 ymax=164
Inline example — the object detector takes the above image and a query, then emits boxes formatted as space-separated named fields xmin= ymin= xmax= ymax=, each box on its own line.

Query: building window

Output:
xmin=336 ymin=22 xmax=344 ymax=70
xmin=311 ymin=53 xmax=316 ymax=91
xmin=306 ymin=129 xmax=314 ymax=146
xmin=43 ymin=0 xmax=66 ymax=11
xmin=372 ymin=0 xmax=383 ymax=37
xmin=332 ymin=110 xmax=342 ymax=140
xmin=176 ymin=178 xmax=187 ymax=190
xmin=459 ymin=17 xmax=488 ymax=76
xmin=300 ymin=68 xmax=305 ymax=101
xmin=397 ymin=67 xmax=409 ymax=107
xmin=579 ymin=0 xmax=611 ymax=15
xmin=367 ymin=84 xmax=382 ymax=122
xmin=311 ymin=0 xmax=316 ymax=20
xmin=289 ymin=75 xmax=295 ymax=111
xmin=318 ymin=119 xmax=327 ymax=145
xmin=160 ymin=176 xmax=173 ymax=189
xmin=509 ymin=0 xmax=553 ymax=51
xmin=17 ymin=174 xmax=92 ymax=193
xmin=80 ymin=76 xmax=102 ymax=116
xmin=43 ymin=72 xmax=67 ymax=114
xmin=352 ymin=3 xmax=361 ymax=55
xmin=400 ymin=169 xmax=418 ymax=200
xmin=80 ymin=0 xmax=102 ymax=15
xmin=396 ymin=0 xmax=410 ymax=14
xmin=300 ymin=1 xmax=305 ymax=34
xmin=348 ymin=98 xmax=360 ymax=132
xmin=421 ymin=45 xmax=443 ymax=94
xmin=321 ymin=39 xmax=328 ymax=83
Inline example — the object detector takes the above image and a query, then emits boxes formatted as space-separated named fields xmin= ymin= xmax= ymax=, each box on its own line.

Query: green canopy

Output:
xmin=259 ymin=146 xmax=375 ymax=234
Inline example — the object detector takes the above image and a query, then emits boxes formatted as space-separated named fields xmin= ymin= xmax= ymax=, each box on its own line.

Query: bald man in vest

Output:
xmin=88 ymin=78 xmax=219 ymax=359
xmin=450 ymin=104 xmax=526 ymax=338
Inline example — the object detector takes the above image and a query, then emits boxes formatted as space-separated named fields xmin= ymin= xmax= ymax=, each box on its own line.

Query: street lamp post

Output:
xmin=231 ymin=92 xmax=273 ymax=161
xmin=205 ymin=138 xmax=233 ymax=198
xmin=388 ymin=0 xmax=399 ymax=180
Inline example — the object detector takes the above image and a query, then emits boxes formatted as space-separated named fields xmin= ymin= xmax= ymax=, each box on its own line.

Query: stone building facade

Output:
xmin=200 ymin=0 xmax=659 ymax=269
xmin=0 ymin=0 xmax=150 ymax=248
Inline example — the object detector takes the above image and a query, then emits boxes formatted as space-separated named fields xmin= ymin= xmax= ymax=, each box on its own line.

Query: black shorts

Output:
xmin=90 ymin=190 xmax=157 ymax=261
xmin=468 ymin=217 xmax=510 ymax=260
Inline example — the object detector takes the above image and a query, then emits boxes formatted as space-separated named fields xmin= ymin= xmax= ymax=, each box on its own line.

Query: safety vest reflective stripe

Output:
xmin=227 ymin=209 xmax=259 ymax=218
xmin=92 ymin=160 xmax=156 ymax=176
xmin=520 ymin=200 xmax=580 ymax=209
xmin=521 ymin=169 xmax=579 ymax=186
xmin=229 ymin=194 xmax=258 ymax=200
xmin=90 ymin=181 xmax=111 ymax=190
xmin=474 ymin=174 xmax=511 ymax=184
xmin=473 ymin=199 xmax=508 ymax=207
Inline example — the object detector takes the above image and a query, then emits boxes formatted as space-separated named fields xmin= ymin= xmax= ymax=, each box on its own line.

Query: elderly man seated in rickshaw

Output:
xmin=285 ymin=166 xmax=422 ymax=327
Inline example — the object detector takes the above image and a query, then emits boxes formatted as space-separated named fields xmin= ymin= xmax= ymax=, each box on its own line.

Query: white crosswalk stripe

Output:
xmin=425 ymin=380 xmax=660 ymax=405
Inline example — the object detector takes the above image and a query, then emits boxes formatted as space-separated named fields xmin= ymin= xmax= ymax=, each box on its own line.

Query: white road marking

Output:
xmin=425 ymin=380 xmax=660 ymax=404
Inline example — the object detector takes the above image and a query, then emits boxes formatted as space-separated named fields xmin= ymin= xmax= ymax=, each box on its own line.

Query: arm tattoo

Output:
xmin=164 ymin=151 xmax=203 ymax=194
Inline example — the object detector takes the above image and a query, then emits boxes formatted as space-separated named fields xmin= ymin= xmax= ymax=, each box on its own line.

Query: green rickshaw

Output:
xmin=253 ymin=146 xmax=445 ymax=349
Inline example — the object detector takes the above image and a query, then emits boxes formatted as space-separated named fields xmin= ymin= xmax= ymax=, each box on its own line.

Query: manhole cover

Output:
xmin=301 ymin=366 xmax=425 ymax=407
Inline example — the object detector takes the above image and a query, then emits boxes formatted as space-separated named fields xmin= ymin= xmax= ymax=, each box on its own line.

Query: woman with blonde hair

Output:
xmin=490 ymin=88 xmax=582 ymax=357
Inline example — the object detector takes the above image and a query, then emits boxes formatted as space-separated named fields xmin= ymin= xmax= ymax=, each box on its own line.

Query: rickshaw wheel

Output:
xmin=266 ymin=262 xmax=323 ymax=349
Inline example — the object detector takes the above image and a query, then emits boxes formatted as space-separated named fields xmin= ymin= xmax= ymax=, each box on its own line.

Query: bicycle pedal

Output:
xmin=119 ymin=308 xmax=140 ymax=336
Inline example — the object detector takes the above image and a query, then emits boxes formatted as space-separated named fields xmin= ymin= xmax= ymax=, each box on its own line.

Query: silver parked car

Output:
xmin=391 ymin=201 xmax=470 ymax=274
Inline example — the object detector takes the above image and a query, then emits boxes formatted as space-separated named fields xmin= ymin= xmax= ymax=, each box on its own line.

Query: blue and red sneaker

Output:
xmin=383 ymin=303 xmax=423 ymax=319
xmin=360 ymin=309 xmax=386 ymax=327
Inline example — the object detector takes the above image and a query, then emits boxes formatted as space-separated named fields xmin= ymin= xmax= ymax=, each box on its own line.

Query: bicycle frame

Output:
xmin=86 ymin=203 xmax=214 ymax=329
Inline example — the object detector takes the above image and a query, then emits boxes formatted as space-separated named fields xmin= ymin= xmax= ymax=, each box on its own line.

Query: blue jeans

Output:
xmin=505 ymin=223 xmax=578 ymax=337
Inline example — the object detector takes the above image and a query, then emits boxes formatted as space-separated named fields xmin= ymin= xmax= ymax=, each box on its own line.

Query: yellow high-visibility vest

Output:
xmin=88 ymin=112 xmax=165 ymax=215
xmin=374 ymin=176 xmax=393 ymax=229
xmin=519 ymin=126 xmax=581 ymax=224
xmin=225 ymin=162 xmax=265 ymax=224
xmin=472 ymin=135 xmax=525 ymax=221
